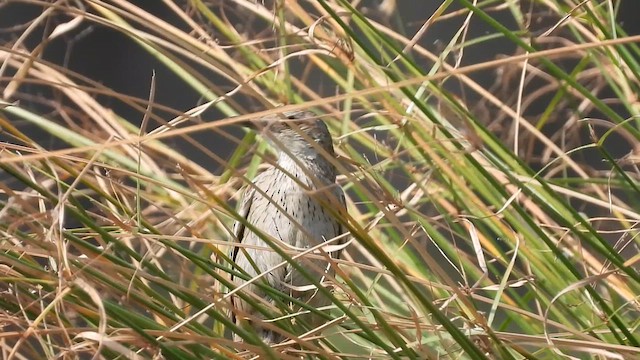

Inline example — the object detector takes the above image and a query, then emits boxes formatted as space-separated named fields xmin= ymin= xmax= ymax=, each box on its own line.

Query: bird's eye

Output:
xmin=286 ymin=114 xmax=297 ymax=120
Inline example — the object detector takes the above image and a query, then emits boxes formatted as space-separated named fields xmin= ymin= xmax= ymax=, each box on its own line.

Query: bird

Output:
xmin=230 ymin=110 xmax=346 ymax=345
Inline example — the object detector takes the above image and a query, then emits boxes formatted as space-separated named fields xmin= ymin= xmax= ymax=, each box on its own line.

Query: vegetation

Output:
xmin=0 ymin=1 xmax=638 ymax=359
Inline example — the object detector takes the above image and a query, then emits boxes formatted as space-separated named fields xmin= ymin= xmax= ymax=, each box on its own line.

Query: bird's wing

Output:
xmin=230 ymin=185 xmax=255 ymax=269
xmin=333 ymin=186 xmax=348 ymax=260
xmin=230 ymin=185 xmax=255 ymax=323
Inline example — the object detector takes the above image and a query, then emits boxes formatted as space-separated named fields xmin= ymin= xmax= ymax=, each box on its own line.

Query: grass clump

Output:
xmin=0 ymin=1 xmax=638 ymax=359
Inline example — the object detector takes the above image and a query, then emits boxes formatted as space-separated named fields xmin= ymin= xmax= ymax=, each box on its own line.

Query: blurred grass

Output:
xmin=1 ymin=0 xmax=639 ymax=359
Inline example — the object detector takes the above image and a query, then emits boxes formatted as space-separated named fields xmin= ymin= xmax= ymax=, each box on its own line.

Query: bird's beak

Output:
xmin=238 ymin=119 xmax=258 ymax=129
xmin=239 ymin=111 xmax=296 ymax=132
xmin=240 ymin=116 xmax=279 ymax=132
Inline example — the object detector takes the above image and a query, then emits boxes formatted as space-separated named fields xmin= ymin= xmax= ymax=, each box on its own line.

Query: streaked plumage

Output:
xmin=231 ymin=111 xmax=345 ymax=344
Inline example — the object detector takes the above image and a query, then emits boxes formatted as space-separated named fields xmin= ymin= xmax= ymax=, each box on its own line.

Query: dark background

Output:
xmin=1 ymin=0 xmax=639 ymax=172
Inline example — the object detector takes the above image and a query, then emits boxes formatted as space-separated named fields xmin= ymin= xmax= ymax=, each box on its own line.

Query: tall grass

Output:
xmin=1 ymin=1 xmax=638 ymax=359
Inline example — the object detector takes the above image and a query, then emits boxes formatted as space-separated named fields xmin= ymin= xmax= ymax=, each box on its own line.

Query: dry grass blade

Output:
xmin=0 ymin=0 xmax=639 ymax=359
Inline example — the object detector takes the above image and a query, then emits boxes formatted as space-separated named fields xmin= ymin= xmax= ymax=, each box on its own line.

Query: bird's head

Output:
xmin=249 ymin=110 xmax=335 ymax=161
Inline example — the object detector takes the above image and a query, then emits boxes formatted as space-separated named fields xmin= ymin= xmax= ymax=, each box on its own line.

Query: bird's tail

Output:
xmin=260 ymin=329 xmax=284 ymax=345
xmin=232 ymin=325 xmax=284 ymax=345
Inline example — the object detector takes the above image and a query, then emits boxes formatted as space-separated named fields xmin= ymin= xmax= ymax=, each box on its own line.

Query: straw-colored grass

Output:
xmin=1 ymin=1 xmax=638 ymax=359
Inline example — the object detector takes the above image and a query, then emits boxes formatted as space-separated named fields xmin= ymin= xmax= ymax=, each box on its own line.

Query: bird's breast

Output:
xmin=250 ymin=166 xmax=341 ymax=249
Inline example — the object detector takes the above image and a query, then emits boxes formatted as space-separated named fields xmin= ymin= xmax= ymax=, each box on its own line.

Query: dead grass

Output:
xmin=0 ymin=1 xmax=639 ymax=359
